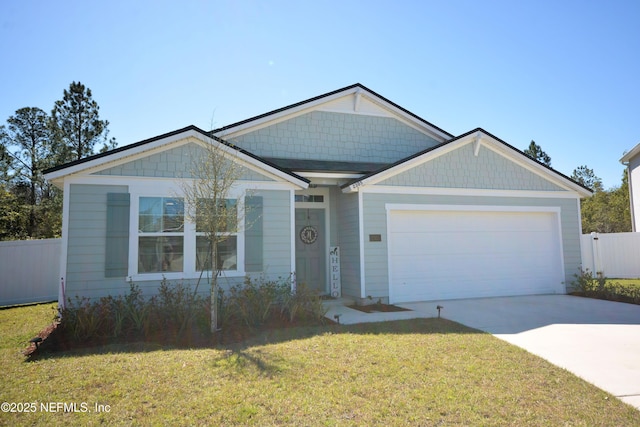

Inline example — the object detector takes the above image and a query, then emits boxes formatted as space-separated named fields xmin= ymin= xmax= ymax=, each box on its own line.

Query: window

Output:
xmin=138 ymin=197 xmax=184 ymax=273
xmin=295 ymin=194 xmax=324 ymax=203
xmin=195 ymin=199 xmax=238 ymax=271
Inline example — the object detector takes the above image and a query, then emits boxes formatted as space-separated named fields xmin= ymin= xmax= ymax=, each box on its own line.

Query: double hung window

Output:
xmin=136 ymin=195 xmax=239 ymax=276
xmin=195 ymin=199 xmax=238 ymax=271
xmin=138 ymin=197 xmax=185 ymax=273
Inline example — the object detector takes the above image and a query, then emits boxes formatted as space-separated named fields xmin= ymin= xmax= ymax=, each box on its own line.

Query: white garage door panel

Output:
xmin=388 ymin=209 xmax=563 ymax=303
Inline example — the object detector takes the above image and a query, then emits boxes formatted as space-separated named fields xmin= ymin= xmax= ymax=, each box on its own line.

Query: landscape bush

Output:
xmin=58 ymin=275 xmax=328 ymax=348
xmin=217 ymin=275 xmax=328 ymax=328
xmin=571 ymin=268 xmax=640 ymax=305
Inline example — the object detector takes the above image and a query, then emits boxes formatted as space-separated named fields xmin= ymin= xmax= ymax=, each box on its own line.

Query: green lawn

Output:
xmin=1 ymin=303 xmax=639 ymax=426
xmin=607 ymin=279 xmax=640 ymax=287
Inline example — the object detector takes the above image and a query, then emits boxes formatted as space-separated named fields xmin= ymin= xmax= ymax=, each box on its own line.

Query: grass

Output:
xmin=607 ymin=279 xmax=640 ymax=287
xmin=1 ymin=304 xmax=639 ymax=425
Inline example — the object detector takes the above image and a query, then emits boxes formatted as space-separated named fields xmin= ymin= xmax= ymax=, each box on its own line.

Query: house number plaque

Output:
xmin=300 ymin=225 xmax=318 ymax=244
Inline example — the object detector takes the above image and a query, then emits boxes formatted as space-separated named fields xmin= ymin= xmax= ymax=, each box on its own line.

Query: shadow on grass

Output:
xmin=25 ymin=317 xmax=484 ymax=365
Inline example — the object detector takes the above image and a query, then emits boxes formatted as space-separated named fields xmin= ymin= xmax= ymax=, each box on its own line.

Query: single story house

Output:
xmin=44 ymin=84 xmax=592 ymax=306
xmin=620 ymin=143 xmax=640 ymax=231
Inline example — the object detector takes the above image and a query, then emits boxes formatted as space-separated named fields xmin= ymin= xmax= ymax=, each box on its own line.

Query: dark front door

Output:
xmin=295 ymin=208 xmax=326 ymax=293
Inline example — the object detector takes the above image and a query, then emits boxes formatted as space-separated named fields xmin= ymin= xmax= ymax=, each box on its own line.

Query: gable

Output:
xmin=93 ymin=142 xmax=275 ymax=181
xmin=44 ymin=126 xmax=309 ymax=188
xmin=377 ymin=142 xmax=566 ymax=191
xmin=230 ymin=111 xmax=442 ymax=165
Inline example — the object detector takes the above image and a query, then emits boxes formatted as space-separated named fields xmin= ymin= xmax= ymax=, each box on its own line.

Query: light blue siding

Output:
xmin=334 ymin=190 xmax=361 ymax=298
xmin=65 ymin=185 xmax=292 ymax=301
xmin=379 ymin=143 xmax=565 ymax=191
xmin=254 ymin=190 xmax=293 ymax=279
xmin=95 ymin=142 xmax=274 ymax=181
xmin=361 ymin=192 xmax=581 ymax=300
xmin=66 ymin=184 xmax=132 ymax=300
xmin=232 ymin=111 xmax=440 ymax=164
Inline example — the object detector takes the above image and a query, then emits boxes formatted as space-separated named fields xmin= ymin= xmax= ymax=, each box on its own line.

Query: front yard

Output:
xmin=1 ymin=303 xmax=639 ymax=425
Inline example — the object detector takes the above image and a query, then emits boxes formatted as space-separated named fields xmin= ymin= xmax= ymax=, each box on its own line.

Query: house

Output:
xmin=44 ymin=84 xmax=593 ymax=306
xmin=620 ymin=143 xmax=640 ymax=231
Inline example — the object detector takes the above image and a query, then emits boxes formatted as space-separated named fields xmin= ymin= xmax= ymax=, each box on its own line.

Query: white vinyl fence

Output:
xmin=581 ymin=232 xmax=640 ymax=278
xmin=0 ymin=239 xmax=60 ymax=306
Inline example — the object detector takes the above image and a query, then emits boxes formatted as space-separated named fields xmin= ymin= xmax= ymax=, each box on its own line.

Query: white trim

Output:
xmin=354 ymin=88 xmax=362 ymax=111
xmin=385 ymin=203 xmax=562 ymax=214
xmin=473 ymin=131 xmax=482 ymax=157
xmin=45 ymin=131 xmax=201 ymax=181
xmin=44 ymin=130 xmax=309 ymax=189
xmin=358 ymin=190 xmax=366 ymax=299
xmin=59 ymin=174 xmax=300 ymax=192
xmin=344 ymin=130 xmax=592 ymax=197
xmin=362 ymin=185 xmax=581 ymax=199
xmin=577 ymin=197 xmax=585 ymax=270
xmin=620 ymin=141 xmax=640 ymax=163
xmin=290 ymin=189 xmax=296 ymax=289
xmin=214 ymin=86 xmax=451 ymax=142
xmin=58 ymin=180 xmax=71 ymax=308
xmin=297 ymin=172 xmax=363 ymax=179
xmin=127 ymin=181 xmax=247 ymax=282
xmin=386 ymin=209 xmax=395 ymax=304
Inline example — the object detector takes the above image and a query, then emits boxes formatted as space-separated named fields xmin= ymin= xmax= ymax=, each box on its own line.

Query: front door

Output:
xmin=295 ymin=208 xmax=326 ymax=293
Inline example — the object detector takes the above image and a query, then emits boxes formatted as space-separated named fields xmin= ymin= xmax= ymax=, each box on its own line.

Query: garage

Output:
xmin=387 ymin=206 xmax=565 ymax=303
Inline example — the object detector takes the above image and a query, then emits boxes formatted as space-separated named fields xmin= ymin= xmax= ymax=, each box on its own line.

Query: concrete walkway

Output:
xmin=324 ymin=295 xmax=640 ymax=410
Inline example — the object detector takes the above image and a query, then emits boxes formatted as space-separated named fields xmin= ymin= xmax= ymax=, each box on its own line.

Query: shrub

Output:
xmin=58 ymin=274 xmax=329 ymax=348
xmin=59 ymin=281 xmax=210 ymax=345
xmin=219 ymin=275 xmax=288 ymax=328
xmin=148 ymin=278 xmax=208 ymax=342
xmin=571 ymin=268 xmax=640 ymax=305
xmin=280 ymin=282 xmax=328 ymax=323
xmin=571 ymin=268 xmax=606 ymax=294
xmin=218 ymin=276 xmax=328 ymax=329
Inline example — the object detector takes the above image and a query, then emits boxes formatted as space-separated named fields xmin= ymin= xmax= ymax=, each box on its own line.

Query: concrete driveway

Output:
xmin=399 ymin=295 xmax=640 ymax=410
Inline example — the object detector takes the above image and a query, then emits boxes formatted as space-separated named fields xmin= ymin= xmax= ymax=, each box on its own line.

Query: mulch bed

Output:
xmin=347 ymin=303 xmax=411 ymax=313
xmin=569 ymin=291 xmax=640 ymax=305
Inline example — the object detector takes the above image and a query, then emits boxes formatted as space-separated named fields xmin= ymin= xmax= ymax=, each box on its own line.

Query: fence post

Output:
xmin=590 ymin=232 xmax=601 ymax=276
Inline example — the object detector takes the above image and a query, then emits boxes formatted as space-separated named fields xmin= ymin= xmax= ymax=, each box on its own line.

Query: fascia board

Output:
xmin=215 ymin=87 xmax=451 ymax=143
xmin=214 ymin=89 xmax=359 ymax=139
xmin=481 ymin=136 xmax=592 ymax=197
xmin=342 ymin=134 xmax=472 ymax=193
xmin=43 ymin=129 xmax=203 ymax=182
xmin=344 ymin=130 xmax=593 ymax=198
xmin=44 ymin=129 xmax=309 ymax=189
xmin=621 ymin=142 xmax=640 ymax=163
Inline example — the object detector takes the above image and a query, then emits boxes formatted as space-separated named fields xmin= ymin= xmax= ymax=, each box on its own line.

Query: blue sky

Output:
xmin=1 ymin=0 xmax=638 ymax=189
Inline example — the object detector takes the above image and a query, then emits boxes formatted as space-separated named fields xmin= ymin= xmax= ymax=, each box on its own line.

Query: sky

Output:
xmin=1 ymin=0 xmax=639 ymax=189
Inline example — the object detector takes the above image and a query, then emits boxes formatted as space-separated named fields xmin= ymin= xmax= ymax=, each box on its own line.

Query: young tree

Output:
xmin=181 ymin=136 xmax=250 ymax=332
xmin=580 ymin=170 xmax=631 ymax=233
xmin=0 ymin=107 xmax=55 ymax=237
xmin=524 ymin=140 xmax=552 ymax=166
xmin=50 ymin=81 xmax=116 ymax=162
xmin=571 ymin=165 xmax=603 ymax=192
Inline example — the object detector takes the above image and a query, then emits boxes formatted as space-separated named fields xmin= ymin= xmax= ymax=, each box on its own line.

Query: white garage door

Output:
xmin=388 ymin=207 xmax=564 ymax=303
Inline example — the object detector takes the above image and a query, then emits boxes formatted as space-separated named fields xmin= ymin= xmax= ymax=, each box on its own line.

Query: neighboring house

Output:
xmin=620 ymin=143 xmax=640 ymax=231
xmin=44 ymin=84 xmax=592 ymax=306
